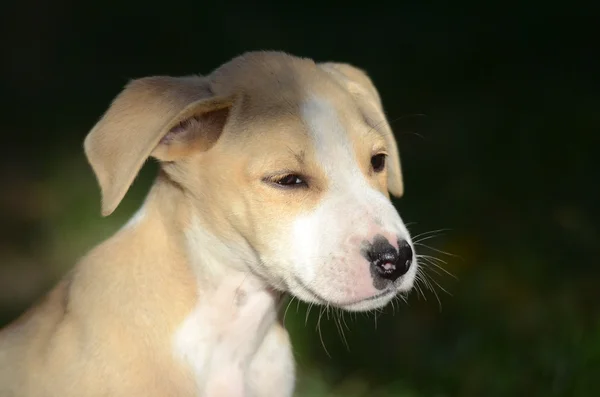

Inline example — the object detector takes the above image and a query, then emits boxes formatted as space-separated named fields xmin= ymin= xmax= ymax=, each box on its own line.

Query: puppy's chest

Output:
xmin=172 ymin=286 xmax=278 ymax=395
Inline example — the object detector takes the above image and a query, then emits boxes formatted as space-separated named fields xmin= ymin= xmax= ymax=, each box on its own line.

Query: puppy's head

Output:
xmin=85 ymin=52 xmax=416 ymax=311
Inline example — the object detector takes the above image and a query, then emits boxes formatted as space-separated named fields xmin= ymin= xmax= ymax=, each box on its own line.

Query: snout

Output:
xmin=286 ymin=191 xmax=416 ymax=311
xmin=363 ymin=236 xmax=413 ymax=283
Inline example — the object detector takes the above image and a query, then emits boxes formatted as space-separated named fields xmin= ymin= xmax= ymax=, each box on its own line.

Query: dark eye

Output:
xmin=371 ymin=153 xmax=387 ymax=173
xmin=270 ymin=174 xmax=307 ymax=188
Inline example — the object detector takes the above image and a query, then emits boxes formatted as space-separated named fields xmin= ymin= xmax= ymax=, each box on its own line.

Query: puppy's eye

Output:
xmin=268 ymin=174 xmax=308 ymax=188
xmin=371 ymin=153 xmax=387 ymax=173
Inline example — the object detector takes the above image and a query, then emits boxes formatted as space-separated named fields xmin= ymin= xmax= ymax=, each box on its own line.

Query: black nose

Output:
xmin=366 ymin=238 xmax=413 ymax=281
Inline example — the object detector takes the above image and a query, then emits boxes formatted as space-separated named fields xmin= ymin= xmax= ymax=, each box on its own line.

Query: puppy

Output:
xmin=0 ymin=51 xmax=417 ymax=396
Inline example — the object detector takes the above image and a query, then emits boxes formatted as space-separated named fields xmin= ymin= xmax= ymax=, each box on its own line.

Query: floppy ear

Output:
xmin=84 ymin=76 xmax=233 ymax=216
xmin=318 ymin=62 xmax=404 ymax=197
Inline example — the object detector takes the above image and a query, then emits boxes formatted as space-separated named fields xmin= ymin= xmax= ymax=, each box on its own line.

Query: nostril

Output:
xmin=397 ymin=240 xmax=413 ymax=275
xmin=374 ymin=251 xmax=397 ymax=264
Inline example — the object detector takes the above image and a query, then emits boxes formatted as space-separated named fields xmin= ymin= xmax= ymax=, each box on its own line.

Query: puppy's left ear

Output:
xmin=319 ymin=62 xmax=404 ymax=197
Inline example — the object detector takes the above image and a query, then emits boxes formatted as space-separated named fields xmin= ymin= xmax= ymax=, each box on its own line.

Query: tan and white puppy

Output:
xmin=0 ymin=51 xmax=417 ymax=396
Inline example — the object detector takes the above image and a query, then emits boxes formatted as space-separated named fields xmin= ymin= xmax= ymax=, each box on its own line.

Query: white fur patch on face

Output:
xmin=290 ymin=215 xmax=318 ymax=283
xmin=301 ymin=96 xmax=364 ymax=190
xmin=280 ymin=95 xmax=417 ymax=310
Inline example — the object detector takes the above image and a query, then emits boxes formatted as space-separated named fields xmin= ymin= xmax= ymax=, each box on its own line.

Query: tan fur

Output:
xmin=0 ymin=51 xmax=406 ymax=396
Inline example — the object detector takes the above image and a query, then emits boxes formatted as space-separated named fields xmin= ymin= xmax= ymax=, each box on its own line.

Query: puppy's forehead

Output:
xmin=301 ymin=97 xmax=354 ymax=156
xmin=208 ymin=52 xmax=381 ymax=177
xmin=209 ymin=52 xmax=350 ymax=115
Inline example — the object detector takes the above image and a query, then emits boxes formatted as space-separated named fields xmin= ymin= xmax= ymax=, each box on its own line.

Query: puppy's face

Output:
xmin=186 ymin=68 xmax=416 ymax=312
xmin=85 ymin=52 xmax=416 ymax=312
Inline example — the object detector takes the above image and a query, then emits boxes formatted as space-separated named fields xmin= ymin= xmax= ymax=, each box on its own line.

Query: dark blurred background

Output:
xmin=1 ymin=1 xmax=598 ymax=396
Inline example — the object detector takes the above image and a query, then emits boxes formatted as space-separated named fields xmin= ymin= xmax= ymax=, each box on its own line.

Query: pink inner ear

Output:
xmin=161 ymin=116 xmax=201 ymax=144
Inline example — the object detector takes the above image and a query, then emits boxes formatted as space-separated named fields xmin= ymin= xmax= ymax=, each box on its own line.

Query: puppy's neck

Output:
xmin=128 ymin=175 xmax=283 ymax=387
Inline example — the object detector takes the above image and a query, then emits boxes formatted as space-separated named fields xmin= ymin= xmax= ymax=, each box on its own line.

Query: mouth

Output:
xmin=338 ymin=289 xmax=397 ymax=311
xmin=291 ymin=276 xmax=397 ymax=311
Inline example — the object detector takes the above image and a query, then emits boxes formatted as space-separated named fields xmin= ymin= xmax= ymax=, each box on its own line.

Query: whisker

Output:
xmin=418 ymin=255 xmax=457 ymax=279
xmin=316 ymin=306 xmax=331 ymax=357
xmin=417 ymin=254 xmax=448 ymax=265
xmin=413 ymin=234 xmax=447 ymax=244
xmin=341 ymin=309 xmax=351 ymax=331
xmin=421 ymin=271 xmax=443 ymax=311
xmin=399 ymin=293 xmax=409 ymax=305
xmin=334 ymin=309 xmax=350 ymax=351
xmin=415 ymin=242 xmax=461 ymax=259
xmin=420 ymin=263 xmax=444 ymax=278
xmin=423 ymin=269 xmax=452 ymax=297
xmin=413 ymin=273 xmax=428 ymax=301
xmin=411 ymin=228 xmax=452 ymax=241
xmin=283 ymin=296 xmax=296 ymax=326
xmin=305 ymin=302 xmax=314 ymax=326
